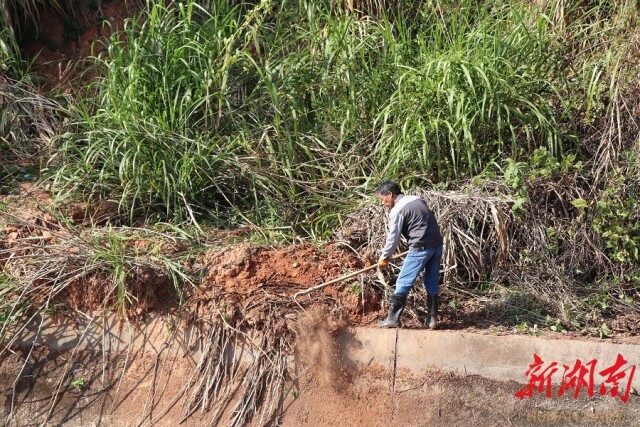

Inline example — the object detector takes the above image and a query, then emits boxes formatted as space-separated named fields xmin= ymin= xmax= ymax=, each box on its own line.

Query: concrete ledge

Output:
xmin=7 ymin=313 xmax=189 ymax=354
xmin=349 ymin=328 xmax=640 ymax=388
xmin=6 ymin=315 xmax=640 ymax=390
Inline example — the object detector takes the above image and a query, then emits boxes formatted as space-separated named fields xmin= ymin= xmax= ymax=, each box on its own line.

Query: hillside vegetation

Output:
xmin=1 ymin=0 xmax=639 ymax=336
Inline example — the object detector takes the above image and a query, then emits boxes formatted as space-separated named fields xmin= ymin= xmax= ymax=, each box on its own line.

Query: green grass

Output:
xmin=44 ymin=0 xmax=637 ymax=237
xmin=374 ymin=2 xmax=570 ymax=179
xmin=0 ymin=20 xmax=20 ymax=77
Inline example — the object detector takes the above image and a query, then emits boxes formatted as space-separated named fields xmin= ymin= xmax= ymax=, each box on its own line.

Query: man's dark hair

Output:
xmin=376 ymin=181 xmax=402 ymax=196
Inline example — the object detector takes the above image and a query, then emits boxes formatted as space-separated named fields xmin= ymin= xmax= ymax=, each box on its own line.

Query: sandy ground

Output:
xmin=283 ymin=365 xmax=639 ymax=427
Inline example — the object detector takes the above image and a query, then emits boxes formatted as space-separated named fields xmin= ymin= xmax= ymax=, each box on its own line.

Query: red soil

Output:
xmin=18 ymin=0 xmax=140 ymax=89
xmin=190 ymin=243 xmax=382 ymax=326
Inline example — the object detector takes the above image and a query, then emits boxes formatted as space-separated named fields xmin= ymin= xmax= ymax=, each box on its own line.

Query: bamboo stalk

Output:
xmin=293 ymin=250 xmax=409 ymax=298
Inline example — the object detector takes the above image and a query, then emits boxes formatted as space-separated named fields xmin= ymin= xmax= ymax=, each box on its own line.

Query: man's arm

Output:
xmin=380 ymin=209 xmax=403 ymax=260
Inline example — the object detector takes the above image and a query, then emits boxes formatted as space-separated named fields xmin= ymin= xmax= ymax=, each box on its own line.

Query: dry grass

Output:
xmin=0 ymin=76 xmax=66 ymax=189
xmin=335 ymin=177 xmax=638 ymax=333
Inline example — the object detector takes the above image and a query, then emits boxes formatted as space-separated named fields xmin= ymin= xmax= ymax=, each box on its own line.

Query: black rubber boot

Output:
xmin=426 ymin=294 xmax=438 ymax=329
xmin=377 ymin=294 xmax=406 ymax=328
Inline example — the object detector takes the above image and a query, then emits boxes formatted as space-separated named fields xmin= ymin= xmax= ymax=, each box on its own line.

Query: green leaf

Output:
xmin=600 ymin=323 xmax=611 ymax=338
xmin=571 ymin=198 xmax=588 ymax=209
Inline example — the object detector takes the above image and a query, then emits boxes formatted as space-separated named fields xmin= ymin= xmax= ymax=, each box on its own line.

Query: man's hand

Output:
xmin=377 ymin=258 xmax=389 ymax=268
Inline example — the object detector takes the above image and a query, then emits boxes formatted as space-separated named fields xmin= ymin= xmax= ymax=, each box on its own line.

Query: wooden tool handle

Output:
xmin=293 ymin=250 xmax=409 ymax=298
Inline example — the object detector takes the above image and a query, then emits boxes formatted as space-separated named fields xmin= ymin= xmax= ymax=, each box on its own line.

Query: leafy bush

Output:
xmin=593 ymin=166 xmax=640 ymax=264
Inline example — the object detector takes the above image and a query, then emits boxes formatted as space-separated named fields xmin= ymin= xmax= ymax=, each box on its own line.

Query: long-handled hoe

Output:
xmin=293 ymin=250 xmax=409 ymax=299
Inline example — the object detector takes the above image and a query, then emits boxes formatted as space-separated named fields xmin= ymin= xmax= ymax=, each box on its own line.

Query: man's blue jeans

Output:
xmin=394 ymin=246 xmax=443 ymax=297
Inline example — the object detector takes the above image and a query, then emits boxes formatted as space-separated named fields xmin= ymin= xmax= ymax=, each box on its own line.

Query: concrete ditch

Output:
xmin=2 ymin=314 xmax=640 ymax=426
xmin=14 ymin=314 xmax=640 ymax=386
xmin=349 ymin=328 xmax=640 ymax=389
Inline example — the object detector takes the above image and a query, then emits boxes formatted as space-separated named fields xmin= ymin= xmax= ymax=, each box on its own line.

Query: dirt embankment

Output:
xmin=17 ymin=0 xmax=140 ymax=89
xmin=191 ymin=243 xmax=380 ymax=324
xmin=2 ymin=196 xmax=640 ymax=426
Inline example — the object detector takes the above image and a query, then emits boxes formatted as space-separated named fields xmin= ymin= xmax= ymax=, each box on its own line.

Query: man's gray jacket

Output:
xmin=380 ymin=194 xmax=443 ymax=259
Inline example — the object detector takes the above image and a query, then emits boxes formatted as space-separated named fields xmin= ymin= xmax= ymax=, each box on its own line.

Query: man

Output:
xmin=376 ymin=181 xmax=443 ymax=329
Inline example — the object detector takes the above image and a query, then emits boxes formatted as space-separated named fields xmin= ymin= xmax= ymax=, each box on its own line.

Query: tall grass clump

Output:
xmin=51 ymin=0 xmax=368 ymax=228
xmin=374 ymin=1 xmax=573 ymax=180
xmin=50 ymin=0 xmax=623 ymax=231
xmin=551 ymin=0 xmax=639 ymax=179
xmin=51 ymin=1 xmax=267 ymax=221
xmin=0 ymin=11 xmax=20 ymax=78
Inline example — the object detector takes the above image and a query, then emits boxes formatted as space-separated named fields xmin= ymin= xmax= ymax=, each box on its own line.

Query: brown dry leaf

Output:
xmin=6 ymin=232 xmax=18 ymax=244
xmin=4 ymin=225 xmax=19 ymax=234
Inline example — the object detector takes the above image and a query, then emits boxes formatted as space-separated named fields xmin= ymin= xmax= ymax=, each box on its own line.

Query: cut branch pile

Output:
xmin=335 ymin=179 xmax=638 ymax=332
xmin=336 ymin=187 xmax=516 ymax=289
